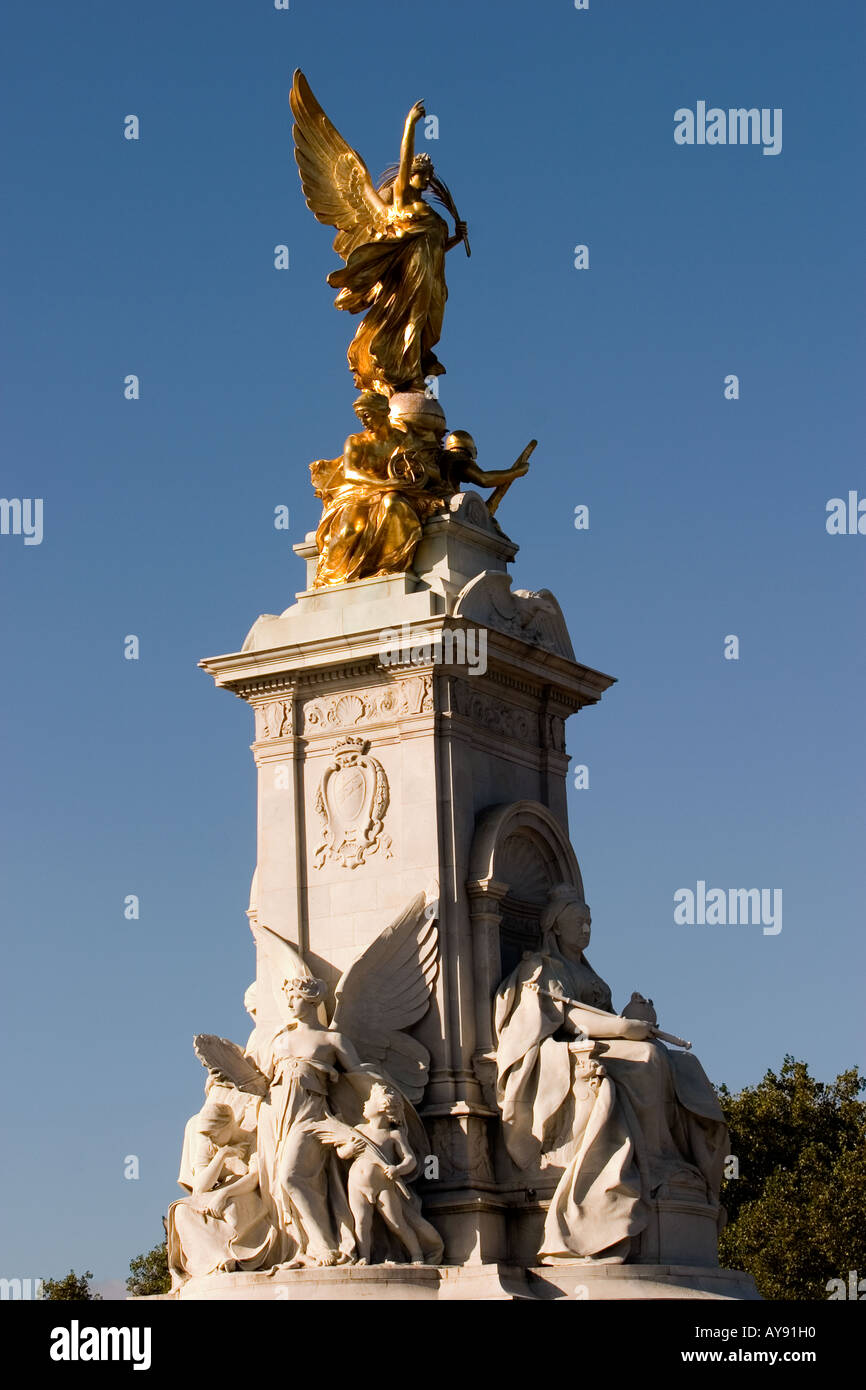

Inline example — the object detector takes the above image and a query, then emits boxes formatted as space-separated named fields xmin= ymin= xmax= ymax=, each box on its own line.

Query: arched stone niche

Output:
xmin=467 ymin=800 xmax=584 ymax=1074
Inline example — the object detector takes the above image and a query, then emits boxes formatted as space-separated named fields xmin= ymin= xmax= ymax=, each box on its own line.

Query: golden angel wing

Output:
xmin=290 ymin=69 xmax=388 ymax=261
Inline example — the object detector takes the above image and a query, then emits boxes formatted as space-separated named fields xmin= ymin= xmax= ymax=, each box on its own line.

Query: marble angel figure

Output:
xmin=209 ymin=891 xmax=440 ymax=1268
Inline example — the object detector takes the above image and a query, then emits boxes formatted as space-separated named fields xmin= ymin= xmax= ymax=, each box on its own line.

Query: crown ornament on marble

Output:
xmin=333 ymin=735 xmax=369 ymax=760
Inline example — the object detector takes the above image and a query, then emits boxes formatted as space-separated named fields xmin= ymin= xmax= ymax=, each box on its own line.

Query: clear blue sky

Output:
xmin=1 ymin=0 xmax=863 ymax=1290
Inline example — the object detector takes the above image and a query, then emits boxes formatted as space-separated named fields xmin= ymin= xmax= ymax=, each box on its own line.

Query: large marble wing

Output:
xmin=331 ymin=893 xmax=439 ymax=1103
xmin=290 ymin=69 xmax=389 ymax=262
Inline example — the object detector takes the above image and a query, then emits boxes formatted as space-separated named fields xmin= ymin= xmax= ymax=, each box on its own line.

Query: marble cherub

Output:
xmin=317 ymin=1081 xmax=444 ymax=1265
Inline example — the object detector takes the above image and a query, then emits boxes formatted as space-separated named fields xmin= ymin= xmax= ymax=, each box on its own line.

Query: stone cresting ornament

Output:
xmin=312 ymin=735 xmax=392 ymax=870
xmin=167 ymin=893 xmax=441 ymax=1283
xmin=453 ymin=571 xmax=577 ymax=660
xmin=289 ymin=70 xmax=535 ymax=586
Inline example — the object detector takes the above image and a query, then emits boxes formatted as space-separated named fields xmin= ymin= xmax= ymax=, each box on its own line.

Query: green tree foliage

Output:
xmin=41 ymin=1269 xmax=101 ymax=1301
xmin=717 ymin=1057 xmax=866 ymax=1300
xmin=126 ymin=1233 xmax=170 ymax=1297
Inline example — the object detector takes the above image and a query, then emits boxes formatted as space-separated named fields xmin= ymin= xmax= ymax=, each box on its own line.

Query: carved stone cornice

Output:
xmin=201 ymin=626 xmax=614 ymax=713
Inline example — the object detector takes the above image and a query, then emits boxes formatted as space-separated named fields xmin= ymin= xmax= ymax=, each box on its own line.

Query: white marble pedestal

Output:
xmin=180 ymin=491 xmax=756 ymax=1297
xmin=199 ymin=493 xmax=617 ymax=1268
xmin=154 ymin=1264 xmax=759 ymax=1302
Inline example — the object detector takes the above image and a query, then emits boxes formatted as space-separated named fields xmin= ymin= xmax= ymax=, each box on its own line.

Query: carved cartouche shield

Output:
xmin=313 ymin=736 xmax=392 ymax=870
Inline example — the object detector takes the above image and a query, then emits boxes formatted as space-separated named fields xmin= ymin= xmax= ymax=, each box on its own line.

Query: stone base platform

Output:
xmin=151 ymin=1264 xmax=759 ymax=1302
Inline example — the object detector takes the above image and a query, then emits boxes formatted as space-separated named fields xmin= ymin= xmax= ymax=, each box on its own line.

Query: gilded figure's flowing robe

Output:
xmin=327 ymin=206 xmax=449 ymax=393
xmin=311 ymin=442 xmax=448 ymax=586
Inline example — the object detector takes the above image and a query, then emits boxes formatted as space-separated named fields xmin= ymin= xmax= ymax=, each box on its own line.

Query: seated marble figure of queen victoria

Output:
xmin=493 ymin=884 xmax=729 ymax=1263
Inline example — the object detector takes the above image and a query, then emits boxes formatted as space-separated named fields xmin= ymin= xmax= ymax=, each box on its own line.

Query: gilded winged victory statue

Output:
xmin=289 ymin=70 xmax=534 ymax=587
xmin=290 ymin=69 xmax=468 ymax=396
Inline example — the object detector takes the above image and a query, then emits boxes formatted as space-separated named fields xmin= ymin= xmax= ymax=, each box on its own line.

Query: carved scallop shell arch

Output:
xmin=468 ymin=800 xmax=585 ymax=985
xmin=469 ymin=801 xmax=584 ymax=900
xmin=496 ymin=832 xmax=557 ymax=905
